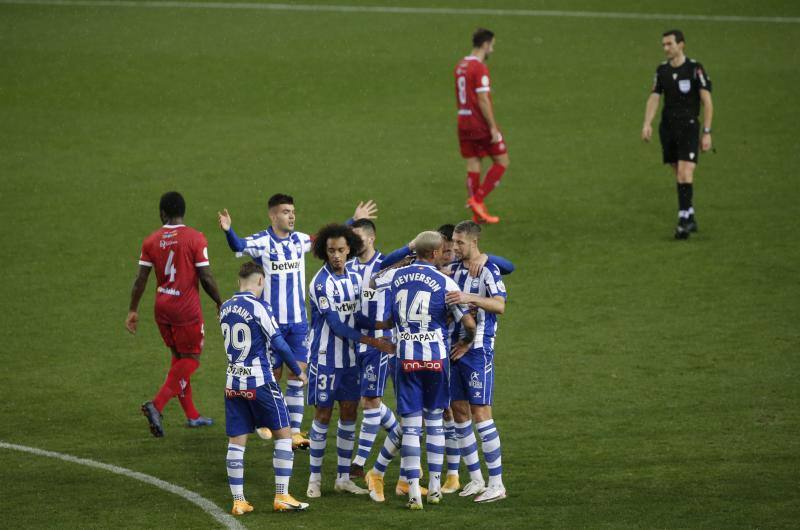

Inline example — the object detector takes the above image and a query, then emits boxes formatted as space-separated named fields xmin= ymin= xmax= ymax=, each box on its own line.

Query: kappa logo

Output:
xmin=469 ymin=371 xmax=483 ymax=389
xmin=227 ymin=461 xmax=244 ymax=468
xmin=364 ymin=364 xmax=378 ymax=382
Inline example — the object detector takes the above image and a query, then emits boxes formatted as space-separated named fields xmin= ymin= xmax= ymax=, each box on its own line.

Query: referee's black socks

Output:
xmin=677 ymin=182 xmax=694 ymax=219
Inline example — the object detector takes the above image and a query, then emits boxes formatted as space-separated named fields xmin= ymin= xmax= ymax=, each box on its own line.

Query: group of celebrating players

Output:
xmin=127 ymin=190 xmax=513 ymax=514
xmin=125 ymin=24 xmax=712 ymax=517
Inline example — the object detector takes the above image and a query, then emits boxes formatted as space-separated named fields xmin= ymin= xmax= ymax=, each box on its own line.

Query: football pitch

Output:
xmin=1 ymin=0 xmax=799 ymax=527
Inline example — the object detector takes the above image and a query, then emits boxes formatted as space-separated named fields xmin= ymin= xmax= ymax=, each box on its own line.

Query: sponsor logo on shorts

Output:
xmin=225 ymin=388 xmax=256 ymax=400
xmin=469 ymin=371 xmax=483 ymax=389
xmin=319 ymin=391 xmax=329 ymax=402
xmin=401 ymin=359 xmax=443 ymax=372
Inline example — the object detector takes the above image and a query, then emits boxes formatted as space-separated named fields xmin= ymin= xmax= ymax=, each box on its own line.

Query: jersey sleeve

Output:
xmin=254 ymin=302 xmax=302 ymax=375
xmin=236 ymin=233 xmax=268 ymax=258
xmin=651 ymin=67 xmax=664 ymax=94
xmin=138 ymin=239 xmax=154 ymax=267
xmin=297 ymin=232 xmax=312 ymax=253
xmin=444 ymin=276 xmax=468 ymax=322
xmin=483 ymin=264 xmax=508 ymax=299
xmin=253 ymin=301 xmax=280 ymax=337
xmin=474 ymin=63 xmax=491 ymax=94
xmin=193 ymin=232 xmax=210 ymax=268
xmin=695 ymin=62 xmax=712 ymax=92
xmin=373 ymin=268 xmax=396 ymax=292
xmin=312 ymin=275 xmax=334 ymax=314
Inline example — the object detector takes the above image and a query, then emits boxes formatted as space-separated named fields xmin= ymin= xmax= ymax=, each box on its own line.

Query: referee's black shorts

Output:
xmin=659 ymin=118 xmax=700 ymax=165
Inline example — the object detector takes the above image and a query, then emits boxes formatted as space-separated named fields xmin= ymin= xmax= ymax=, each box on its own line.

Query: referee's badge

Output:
xmin=679 ymin=79 xmax=691 ymax=93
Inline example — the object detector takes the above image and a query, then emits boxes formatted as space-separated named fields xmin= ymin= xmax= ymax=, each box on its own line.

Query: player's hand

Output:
xmin=353 ymin=200 xmax=378 ymax=221
xmin=298 ymin=370 xmax=308 ymax=386
xmin=468 ymin=254 xmax=489 ymax=278
xmin=218 ymin=209 xmax=232 ymax=231
xmin=450 ymin=340 xmax=470 ymax=362
xmin=701 ymin=133 xmax=712 ymax=152
xmin=641 ymin=124 xmax=653 ymax=142
xmin=125 ymin=311 xmax=139 ymax=335
xmin=490 ymin=128 xmax=502 ymax=144
xmin=445 ymin=291 xmax=470 ymax=305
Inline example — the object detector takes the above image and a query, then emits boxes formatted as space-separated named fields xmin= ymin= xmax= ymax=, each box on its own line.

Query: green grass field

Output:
xmin=1 ymin=0 xmax=799 ymax=527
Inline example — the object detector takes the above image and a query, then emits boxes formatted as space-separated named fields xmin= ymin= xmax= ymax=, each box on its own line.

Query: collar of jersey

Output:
xmin=356 ymin=250 xmax=381 ymax=267
xmin=324 ymin=263 xmax=349 ymax=278
xmin=162 ymin=224 xmax=185 ymax=228
xmin=464 ymin=55 xmax=481 ymax=62
xmin=411 ymin=261 xmax=437 ymax=270
xmin=233 ymin=291 xmax=256 ymax=298
xmin=268 ymin=226 xmax=293 ymax=241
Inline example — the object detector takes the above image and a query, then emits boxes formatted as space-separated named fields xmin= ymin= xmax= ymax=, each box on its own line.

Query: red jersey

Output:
xmin=454 ymin=55 xmax=493 ymax=139
xmin=138 ymin=224 xmax=209 ymax=326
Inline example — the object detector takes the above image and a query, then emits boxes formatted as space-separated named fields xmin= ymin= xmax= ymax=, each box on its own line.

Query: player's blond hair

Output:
xmin=413 ymin=231 xmax=443 ymax=259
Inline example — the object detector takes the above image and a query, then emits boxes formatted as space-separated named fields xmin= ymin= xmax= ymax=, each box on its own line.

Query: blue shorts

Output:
xmin=450 ymin=348 xmax=494 ymax=406
xmin=307 ymin=361 xmax=360 ymax=408
xmin=395 ymin=358 xmax=450 ymax=415
xmin=270 ymin=322 xmax=309 ymax=369
xmin=357 ymin=347 xmax=391 ymax=398
xmin=225 ymin=381 xmax=290 ymax=437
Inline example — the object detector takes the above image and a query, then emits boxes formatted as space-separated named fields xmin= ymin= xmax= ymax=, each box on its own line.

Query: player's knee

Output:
xmin=272 ymin=427 xmax=292 ymax=439
xmin=470 ymin=405 xmax=492 ymax=422
xmin=314 ymin=407 xmax=333 ymax=424
xmin=496 ymin=156 xmax=509 ymax=168
xmin=443 ymin=408 xmax=454 ymax=421
xmin=339 ymin=401 xmax=358 ymax=421
xmin=361 ymin=396 xmax=381 ymax=409
xmin=451 ymin=401 xmax=470 ymax=422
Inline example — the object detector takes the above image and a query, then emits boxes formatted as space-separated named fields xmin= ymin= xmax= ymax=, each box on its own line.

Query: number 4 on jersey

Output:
xmin=164 ymin=249 xmax=177 ymax=282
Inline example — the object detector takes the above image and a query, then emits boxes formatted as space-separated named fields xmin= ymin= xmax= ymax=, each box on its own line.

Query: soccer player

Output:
xmin=455 ymin=28 xmax=510 ymax=225
xmin=445 ymin=220 xmax=508 ymax=503
xmin=306 ymin=223 xmax=395 ymax=498
xmin=641 ymin=29 xmax=714 ymax=239
xmin=343 ymin=220 xmax=403 ymax=500
xmin=220 ymin=262 xmax=309 ymax=515
xmin=373 ymin=231 xmax=477 ymax=510
xmin=218 ymin=195 xmax=377 ymax=447
xmin=127 ymin=191 xmax=222 ymax=437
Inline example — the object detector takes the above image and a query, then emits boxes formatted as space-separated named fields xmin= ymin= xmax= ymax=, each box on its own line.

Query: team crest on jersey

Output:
xmin=469 ymin=371 xmax=483 ymax=389
xmin=471 ymin=278 xmax=480 ymax=289
xmin=678 ymin=79 xmax=691 ymax=93
xmin=364 ymin=364 xmax=377 ymax=382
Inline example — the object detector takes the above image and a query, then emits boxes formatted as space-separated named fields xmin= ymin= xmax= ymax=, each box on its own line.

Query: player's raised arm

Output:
xmin=218 ymin=208 xmax=249 ymax=253
xmin=353 ymin=200 xmax=378 ymax=221
xmin=126 ymin=264 xmax=152 ymax=334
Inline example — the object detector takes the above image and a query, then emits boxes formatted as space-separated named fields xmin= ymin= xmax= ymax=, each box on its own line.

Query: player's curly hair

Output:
xmin=159 ymin=191 xmax=185 ymax=219
xmin=312 ymin=224 xmax=363 ymax=262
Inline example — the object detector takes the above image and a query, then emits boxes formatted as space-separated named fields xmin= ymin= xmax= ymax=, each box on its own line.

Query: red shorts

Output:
xmin=157 ymin=321 xmax=204 ymax=354
xmin=458 ymin=132 xmax=509 ymax=159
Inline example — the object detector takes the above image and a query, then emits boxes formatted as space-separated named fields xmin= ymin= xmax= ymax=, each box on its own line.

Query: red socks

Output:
xmin=466 ymin=171 xmax=481 ymax=198
xmin=152 ymin=357 xmax=200 ymax=419
xmin=475 ymin=163 xmax=506 ymax=202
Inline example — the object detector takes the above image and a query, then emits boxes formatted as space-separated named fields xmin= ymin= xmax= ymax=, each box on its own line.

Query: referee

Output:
xmin=641 ymin=29 xmax=713 ymax=240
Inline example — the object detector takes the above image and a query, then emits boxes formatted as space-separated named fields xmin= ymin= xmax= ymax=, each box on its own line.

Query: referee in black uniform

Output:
xmin=641 ymin=29 xmax=714 ymax=239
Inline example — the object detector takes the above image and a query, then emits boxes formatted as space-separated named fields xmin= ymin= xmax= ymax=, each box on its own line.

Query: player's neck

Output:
xmin=271 ymin=225 xmax=290 ymax=239
xmin=329 ymin=263 xmax=345 ymax=275
xmin=463 ymin=250 xmax=482 ymax=267
xmin=359 ymin=247 xmax=376 ymax=263
xmin=163 ymin=216 xmax=184 ymax=226
xmin=669 ymin=53 xmax=686 ymax=68
xmin=471 ymin=48 xmax=485 ymax=62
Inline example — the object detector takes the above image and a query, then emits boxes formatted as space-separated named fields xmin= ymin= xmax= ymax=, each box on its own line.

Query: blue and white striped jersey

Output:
xmin=219 ymin=292 xmax=282 ymax=390
xmin=308 ymin=264 xmax=362 ymax=368
xmin=447 ymin=261 xmax=507 ymax=352
xmin=375 ymin=262 xmax=466 ymax=362
xmin=347 ymin=252 xmax=392 ymax=347
xmin=236 ymin=227 xmax=312 ymax=325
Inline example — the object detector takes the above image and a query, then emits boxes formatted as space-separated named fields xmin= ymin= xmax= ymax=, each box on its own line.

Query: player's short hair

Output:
xmin=472 ymin=28 xmax=495 ymax=48
xmin=351 ymin=218 xmax=376 ymax=236
xmin=454 ymin=220 xmax=481 ymax=239
xmin=413 ymin=231 xmax=443 ymax=259
xmin=662 ymin=29 xmax=685 ymax=44
xmin=268 ymin=193 xmax=294 ymax=209
xmin=437 ymin=224 xmax=455 ymax=242
xmin=238 ymin=261 xmax=264 ymax=279
xmin=159 ymin=191 xmax=186 ymax=219
xmin=312 ymin=224 xmax=363 ymax=261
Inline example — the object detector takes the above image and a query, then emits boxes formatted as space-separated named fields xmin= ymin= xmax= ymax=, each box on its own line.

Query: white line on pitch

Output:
xmin=0 ymin=441 xmax=245 ymax=530
xmin=1 ymin=0 xmax=799 ymax=24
